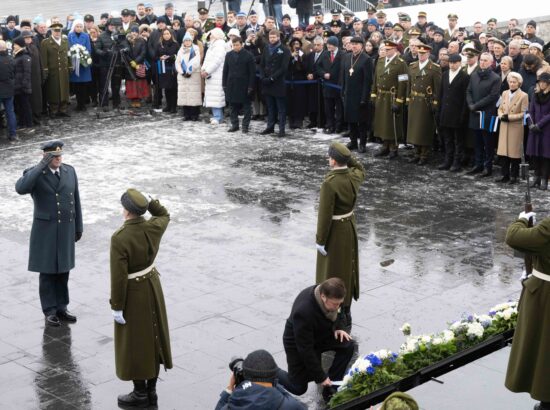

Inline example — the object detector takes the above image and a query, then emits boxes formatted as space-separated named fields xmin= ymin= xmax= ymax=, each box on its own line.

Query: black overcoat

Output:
xmin=155 ymin=40 xmax=178 ymax=89
xmin=316 ymin=49 xmax=342 ymax=99
xmin=340 ymin=52 xmax=372 ymax=123
xmin=15 ymin=163 xmax=83 ymax=274
xmin=287 ymin=52 xmax=309 ymax=118
xmin=27 ymin=44 xmax=43 ymax=115
xmin=466 ymin=68 xmax=500 ymax=130
xmin=222 ymin=49 xmax=256 ymax=104
xmin=260 ymin=43 xmax=291 ymax=98
xmin=438 ymin=69 xmax=470 ymax=129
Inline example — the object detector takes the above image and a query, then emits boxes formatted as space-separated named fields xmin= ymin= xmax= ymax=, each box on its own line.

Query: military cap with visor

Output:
xmin=50 ymin=23 xmax=63 ymax=30
xmin=417 ymin=44 xmax=432 ymax=53
xmin=328 ymin=142 xmax=351 ymax=164
xmin=41 ymin=140 xmax=64 ymax=156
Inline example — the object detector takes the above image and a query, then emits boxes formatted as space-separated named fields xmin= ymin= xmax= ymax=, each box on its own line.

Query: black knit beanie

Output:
xmin=242 ymin=350 xmax=278 ymax=383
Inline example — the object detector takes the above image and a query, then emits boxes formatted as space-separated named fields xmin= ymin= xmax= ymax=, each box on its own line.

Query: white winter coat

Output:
xmin=202 ymin=39 xmax=227 ymax=108
xmin=175 ymin=44 xmax=202 ymax=107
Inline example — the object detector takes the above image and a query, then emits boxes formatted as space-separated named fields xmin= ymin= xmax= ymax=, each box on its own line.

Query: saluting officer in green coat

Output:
xmin=110 ymin=189 xmax=172 ymax=408
xmin=40 ymin=23 xmax=72 ymax=117
xmin=316 ymin=142 xmax=365 ymax=328
xmin=505 ymin=211 xmax=550 ymax=410
xmin=406 ymin=43 xmax=441 ymax=165
xmin=372 ymin=40 xmax=409 ymax=159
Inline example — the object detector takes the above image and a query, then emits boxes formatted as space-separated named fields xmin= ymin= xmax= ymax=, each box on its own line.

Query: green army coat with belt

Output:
xmin=406 ymin=60 xmax=441 ymax=147
xmin=110 ymin=199 xmax=173 ymax=381
xmin=316 ymin=157 xmax=365 ymax=307
xmin=40 ymin=36 xmax=71 ymax=105
xmin=371 ymin=56 xmax=409 ymax=142
xmin=504 ymin=217 xmax=550 ymax=402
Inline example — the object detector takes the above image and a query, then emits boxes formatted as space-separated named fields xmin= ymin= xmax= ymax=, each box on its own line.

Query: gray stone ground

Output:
xmin=0 ymin=109 xmax=547 ymax=409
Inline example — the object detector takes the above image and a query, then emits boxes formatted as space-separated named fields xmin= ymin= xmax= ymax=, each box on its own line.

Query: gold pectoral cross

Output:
xmin=349 ymin=68 xmax=354 ymax=76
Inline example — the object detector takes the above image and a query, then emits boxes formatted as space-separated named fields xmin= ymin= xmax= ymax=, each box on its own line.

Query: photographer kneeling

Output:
xmin=215 ymin=349 xmax=304 ymax=410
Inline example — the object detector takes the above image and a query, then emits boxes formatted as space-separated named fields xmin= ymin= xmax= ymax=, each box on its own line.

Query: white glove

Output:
xmin=316 ymin=244 xmax=327 ymax=256
xmin=112 ymin=310 xmax=126 ymax=325
xmin=519 ymin=269 xmax=529 ymax=282
xmin=519 ymin=211 xmax=536 ymax=225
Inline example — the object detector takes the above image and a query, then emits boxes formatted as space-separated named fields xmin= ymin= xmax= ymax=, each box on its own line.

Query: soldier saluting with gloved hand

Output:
xmin=15 ymin=140 xmax=83 ymax=327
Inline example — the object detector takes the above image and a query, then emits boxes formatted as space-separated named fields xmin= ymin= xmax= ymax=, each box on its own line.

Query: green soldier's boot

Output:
xmin=147 ymin=377 xmax=158 ymax=406
xmin=117 ymin=380 xmax=148 ymax=408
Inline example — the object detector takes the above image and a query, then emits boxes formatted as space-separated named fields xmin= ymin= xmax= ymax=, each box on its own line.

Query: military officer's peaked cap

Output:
xmin=350 ymin=36 xmax=365 ymax=44
xmin=417 ymin=44 xmax=432 ymax=53
xmin=49 ymin=23 xmax=63 ymax=30
xmin=398 ymin=13 xmax=411 ymax=22
xmin=447 ymin=13 xmax=458 ymax=20
xmin=409 ymin=27 xmax=421 ymax=36
xmin=487 ymin=17 xmax=497 ymax=24
xmin=41 ymin=140 xmax=64 ymax=156
xmin=367 ymin=6 xmax=376 ymax=13
xmin=314 ymin=10 xmax=323 ymax=17
xmin=448 ymin=53 xmax=462 ymax=63
xmin=330 ymin=8 xmax=341 ymax=15
xmin=376 ymin=11 xmax=386 ymax=18
xmin=383 ymin=40 xmax=398 ymax=48
xmin=121 ymin=189 xmax=148 ymax=216
xmin=393 ymin=23 xmax=404 ymax=31
xmin=492 ymin=38 xmax=506 ymax=48
xmin=198 ymin=7 xmax=209 ymax=14
xmin=328 ymin=142 xmax=351 ymax=164
xmin=418 ymin=11 xmax=427 ymax=18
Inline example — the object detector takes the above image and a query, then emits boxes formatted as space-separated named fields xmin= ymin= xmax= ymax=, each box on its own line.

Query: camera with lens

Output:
xmin=229 ymin=357 xmax=245 ymax=387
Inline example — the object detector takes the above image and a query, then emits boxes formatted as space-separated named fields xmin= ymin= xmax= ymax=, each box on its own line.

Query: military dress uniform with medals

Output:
xmin=316 ymin=143 xmax=365 ymax=326
xmin=371 ymin=40 xmax=409 ymax=157
xmin=15 ymin=141 xmax=83 ymax=326
xmin=505 ymin=215 xmax=550 ymax=409
xmin=40 ymin=23 xmax=72 ymax=116
xmin=406 ymin=44 xmax=441 ymax=164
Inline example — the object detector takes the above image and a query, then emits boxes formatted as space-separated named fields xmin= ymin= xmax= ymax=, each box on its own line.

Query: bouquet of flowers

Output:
xmin=68 ymin=44 xmax=92 ymax=76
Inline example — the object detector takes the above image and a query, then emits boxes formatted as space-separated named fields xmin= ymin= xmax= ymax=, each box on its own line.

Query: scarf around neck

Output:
xmin=268 ymin=41 xmax=281 ymax=55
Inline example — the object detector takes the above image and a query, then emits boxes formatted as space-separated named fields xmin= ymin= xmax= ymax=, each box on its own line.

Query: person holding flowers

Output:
xmin=68 ymin=20 xmax=92 ymax=111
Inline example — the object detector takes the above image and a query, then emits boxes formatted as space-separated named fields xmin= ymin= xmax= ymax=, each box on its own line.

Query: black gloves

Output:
xmin=500 ymin=114 xmax=509 ymax=122
xmin=247 ymin=87 xmax=255 ymax=98
xmin=261 ymin=77 xmax=274 ymax=86
xmin=529 ymin=123 xmax=541 ymax=133
xmin=38 ymin=153 xmax=54 ymax=169
xmin=75 ymin=232 xmax=82 ymax=242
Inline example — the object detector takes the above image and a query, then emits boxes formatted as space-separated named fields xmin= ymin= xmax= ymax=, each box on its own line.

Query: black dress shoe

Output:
xmin=531 ymin=177 xmax=541 ymax=188
xmin=438 ymin=163 xmax=451 ymax=170
xmin=323 ymin=128 xmax=335 ymax=134
xmin=56 ymin=112 xmax=70 ymax=117
xmin=408 ymin=157 xmax=420 ymax=164
xmin=495 ymin=176 xmax=510 ymax=183
xmin=306 ymin=122 xmax=317 ymax=129
xmin=45 ymin=315 xmax=60 ymax=327
xmin=388 ymin=151 xmax=398 ymax=159
xmin=540 ymin=180 xmax=548 ymax=191
xmin=260 ymin=127 xmax=274 ymax=135
xmin=417 ymin=158 xmax=428 ymax=166
xmin=57 ymin=310 xmax=77 ymax=323
xmin=466 ymin=166 xmax=483 ymax=175
xmin=346 ymin=142 xmax=358 ymax=150
xmin=228 ymin=125 xmax=239 ymax=132
xmin=450 ymin=165 xmax=462 ymax=172
xmin=278 ymin=130 xmax=286 ymax=137
xmin=358 ymin=144 xmax=366 ymax=153
xmin=508 ymin=177 xmax=519 ymax=184
xmin=242 ymin=127 xmax=249 ymax=134
xmin=477 ymin=170 xmax=492 ymax=178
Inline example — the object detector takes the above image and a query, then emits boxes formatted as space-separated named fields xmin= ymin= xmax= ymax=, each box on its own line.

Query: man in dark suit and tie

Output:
xmin=305 ymin=36 xmax=325 ymax=129
xmin=16 ymin=140 xmax=83 ymax=327
xmin=317 ymin=36 xmax=343 ymax=134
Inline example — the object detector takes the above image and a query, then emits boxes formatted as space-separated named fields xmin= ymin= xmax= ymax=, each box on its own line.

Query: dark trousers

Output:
xmin=183 ymin=106 xmax=200 ymax=120
xmin=163 ymin=88 xmax=177 ymax=110
xmin=414 ymin=145 xmax=431 ymax=160
xmin=533 ymin=156 xmax=550 ymax=179
xmin=473 ymin=129 xmax=495 ymax=171
xmin=15 ymin=93 xmax=33 ymax=127
xmin=500 ymin=156 xmax=520 ymax=178
xmin=72 ymin=82 xmax=90 ymax=109
xmin=230 ymin=101 xmax=252 ymax=128
xmin=90 ymin=66 xmax=100 ymax=103
xmin=265 ymin=95 xmax=286 ymax=131
xmin=99 ymin=66 xmax=122 ymax=108
xmin=349 ymin=122 xmax=367 ymax=146
xmin=39 ymin=272 xmax=70 ymax=316
xmin=297 ymin=13 xmax=310 ymax=26
xmin=277 ymin=339 xmax=356 ymax=395
xmin=441 ymin=127 xmax=464 ymax=166
xmin=324 ymin=96 xmax=342 ymax=130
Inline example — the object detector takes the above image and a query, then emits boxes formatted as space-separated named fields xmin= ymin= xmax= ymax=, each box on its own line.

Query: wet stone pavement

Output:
xmin=0 ymin=109 xmax=547 ymax=409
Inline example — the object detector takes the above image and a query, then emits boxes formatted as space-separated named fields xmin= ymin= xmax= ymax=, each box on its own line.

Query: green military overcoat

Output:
xmin=40 ymin=36 xmax=71 ymax=105
xmin=504 ymin=217 xmax=550 ymax=402
xmin=371 ymin=56 xmax=409 ymax=142
xmin=110 ymin=199 xmax=173 ymax=381
xmin=316 ymin=157 xmax=365 ymax=306
xmin=406 ymin=60 xmax=441 ymax=147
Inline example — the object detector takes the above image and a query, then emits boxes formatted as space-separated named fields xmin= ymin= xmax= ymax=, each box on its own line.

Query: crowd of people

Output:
xmin=1 ymin=3 xmax=550 ymax=182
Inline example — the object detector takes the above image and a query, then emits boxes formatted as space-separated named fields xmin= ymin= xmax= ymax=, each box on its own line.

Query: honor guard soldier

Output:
xmin=15 ymin=140 xmax=83 ymax=326
xmin=372 ymin=40 xmax=409 ymax=159
xmin=505 ymin=212 xmax=550 ymax=410
xmin=406 ymin=44 xmax=442 ymax=165
xmin=315 ymin=142 xmax=365 ymax=329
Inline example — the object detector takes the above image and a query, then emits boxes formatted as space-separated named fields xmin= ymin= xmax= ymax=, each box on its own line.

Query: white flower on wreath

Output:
xmin=442 ymin=330 xmax=455 ymax=343
xmin=421 ymin=335 xmax=431 ymax=344
xmin=466 ymin=322 xmax=484 ymax=339
xmin=400 ymin=323 xmax=411 ymax=336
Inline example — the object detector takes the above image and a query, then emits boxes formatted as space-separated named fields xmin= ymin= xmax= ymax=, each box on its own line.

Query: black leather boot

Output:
xmin=531 ymin=177 xmax=541 ymax=188
xmin=540 ymin=179 xmax=548 ymax=191
xmin=147 ymin=377 xmax=158 ymax=406
xmin=118 ymin=380 xmax=149 ymax=408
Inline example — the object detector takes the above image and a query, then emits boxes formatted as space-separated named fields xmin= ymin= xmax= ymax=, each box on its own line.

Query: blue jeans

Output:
xmin=474 ymin=129 xmax=495 ymax=171
xmin=263 ymin=2 xmax=283 ymax=25
xmin=212 ymin=107 xmax=224 ymax=122
xmin=265 ymin=95 xmax=286 ymax=131
xmin=0 ymin=97 xmax=17 ymax=138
